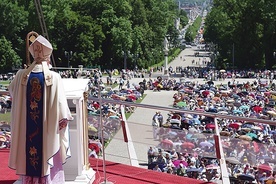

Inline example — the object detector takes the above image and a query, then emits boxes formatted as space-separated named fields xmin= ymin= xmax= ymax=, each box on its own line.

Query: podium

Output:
xmin=62 ymin=79 xmax=95 ymax=184
xmin=13 ymin=78 xmax=95 ymax=184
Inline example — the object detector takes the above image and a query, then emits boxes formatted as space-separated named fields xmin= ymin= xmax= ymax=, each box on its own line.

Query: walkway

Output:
xmin=104 ymin=46 xmax=255 ymax=168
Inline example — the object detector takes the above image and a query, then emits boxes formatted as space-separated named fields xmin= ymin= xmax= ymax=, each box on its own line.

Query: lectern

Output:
xmin=62 ymin=78 xmax=95 ymax=184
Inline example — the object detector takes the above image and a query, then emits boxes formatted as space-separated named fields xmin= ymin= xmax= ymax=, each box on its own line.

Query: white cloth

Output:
xmin=8 ymin=64 xmax=73 ymax=176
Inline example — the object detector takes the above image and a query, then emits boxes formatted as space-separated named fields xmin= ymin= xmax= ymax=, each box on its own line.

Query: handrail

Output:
xmin=88 ymin=97 xmax=276 ymax=126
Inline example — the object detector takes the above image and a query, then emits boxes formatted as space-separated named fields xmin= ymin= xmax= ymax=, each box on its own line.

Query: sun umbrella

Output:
xmin=241 ymin=128 xmax=251 ymax=133
xmin=206 ymin=164 xmax=220 ymax=170
xmin=195 ymin=108 xmax=204 ymax=112
xmin=127 ymin=95 xmax=136 ymax=101
xmin=237 ymin=174 xmax=255 ymax=181
xmin=206 ymin=123 xmax=215 ymax=130
xmin=181 ymin=142 xmax=195 ymax=149
xmin=186 ymin=168 xmax=201 ymax=173
xmin=218 ymin=111 xmax=228 ymax=115
xmin=202 ymin=90 xmax=210 ymax=97
xmin=233 ymin=110 xmax=244 ymax=115
xmin=109 ymin=115 xmax=119 ymax=119
xmin=246 ymin=132 xmax=257 ymax=139
xmin=176 ymin=101 xmax=187 ymax=108
xmin=213 ymin=97 xmax=221 ymax=102
xmin=88 ymin=125 xmax=98 ymax=133
xmin=220 ymin=131 xmax=231 ymax=136
xmin=173 ymin=160 xmax=188 ymax=168
xmin=186 ymin=114 xmax=193 ymax=119
xmin=226 ymin=99 xmax=235 ymax=103
xmin=170 ymin=119 xmax=181 ymax=125
xmin=220 ymin=69 xmax=226 ymax=73
xmin=239 ymin=135 xmax=252 ymax=141
xmin=161 ymin=139 xmax=174 ymax=149
xmin=239 ymin=105 xmax=249 ymax=112
xmin=242 ymin=122 xmax=255 ymax=129
xmin=233 ymin=102 xmax=241 ymax=107
xmin=241 ymin=99 xmax=249 ymax=103
xmin=200 ymin=141 xmax=213 ymax=148
xmin=252 ymin=106 xmax=263 ymax=113
xmin=267 ymin=110 xmax=276 ymax=117
xmin=226 ymin=157 xmax=240 ymax=164
xmin=161 ymin=139 xmax=174 ymax=144
xmin=192 ymin=133 xmax=206 ymax=139
xmin=258 ymin=164 xmax=272 ymax=171
xmin=192 ymin=118 xmax=201 ymax=125
xmin=0 ymin=135 xmax=7 ymax=142
xmin=251 ymin=126 xmax=262 ymax=131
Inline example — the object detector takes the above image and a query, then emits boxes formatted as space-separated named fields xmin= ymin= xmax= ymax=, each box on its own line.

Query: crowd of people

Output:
xmin=2 ymin=66 xmax=276 ymax=183
xmin=146 ymin=76 xmax=276 ymax=183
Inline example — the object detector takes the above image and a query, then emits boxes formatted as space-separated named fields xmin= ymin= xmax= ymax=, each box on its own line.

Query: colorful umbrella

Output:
xmin=205 ymin=123 xmax=215 ymax=130
xmin=0 ymin=135 xmax=7 ymax=142
xmin=192 ymin=133 xmax=206 ymax=139
xmin=206 ymin=164 xmax=220 ymax=170
xmin=161 ymin=139 xmax=174 ymax=149
xmin=176 ymin=101 xmax=187 ymax=108
xmin=226 ymin=157 xmax=240 ymax=164
xmin=258 ymin=164 xmax=272 ymax=172
xmin=237 ymin=174 xmax=255 ymax=181
xmin=181 ymin=142 xmax=195 ymax=149
xmin=239 ymin=135 xmax=252 ymax=141
xmin=229 ymin=123 xmax=241 ymax=129
xmin=202 ymin=90 xmax=210 ymax=97
xmin=246 ymin=132 xmax=257 ymax=139
xmin=220 ymin=131 xmax=231 ymax=136
xmin=173 ymin=160 xmax=188 ymax=168
xmin=170 ymin=119 xmax=181 ymax=125
xmin=200 ymin=141 xmax=213 ymax=148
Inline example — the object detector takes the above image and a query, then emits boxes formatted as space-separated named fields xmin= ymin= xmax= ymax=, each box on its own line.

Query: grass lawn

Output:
xmin=0 ymin=80 xmax=10 ymax=86
xmin=0 ymin=112 xmax=11 ymax=123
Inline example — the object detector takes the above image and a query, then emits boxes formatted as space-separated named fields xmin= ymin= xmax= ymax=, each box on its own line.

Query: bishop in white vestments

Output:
xmin=8 ymin=35 xmax=73 ymax=183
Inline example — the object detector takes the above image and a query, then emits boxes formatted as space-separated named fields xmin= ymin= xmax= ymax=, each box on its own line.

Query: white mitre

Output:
xmin=22 ymin=35 xmax=53 ymax=86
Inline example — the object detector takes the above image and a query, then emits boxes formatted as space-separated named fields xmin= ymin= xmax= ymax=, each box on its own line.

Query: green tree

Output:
xmin=204 ymin=0 xmax=276 ymax=69
xmin=0 ymin=0 xmax=28 ymax=67
xmin=0 ymin=36 xmax=21 ymax=72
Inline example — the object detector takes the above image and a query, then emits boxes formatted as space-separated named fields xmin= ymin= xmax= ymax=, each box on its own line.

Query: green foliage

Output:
xmin=0 ymin=0 xmax=188 ymax=72
xmin=0 ymin=36 xmax=22 ymax=72
xmin=204 ymin=0 xmax=276 ymax=69
xmin=185 ymin=16 xmax=202 ymax=42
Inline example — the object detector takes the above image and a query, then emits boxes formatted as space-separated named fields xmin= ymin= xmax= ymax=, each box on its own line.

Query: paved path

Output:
xmin=104 ymin=46 xmax=255 ymax=168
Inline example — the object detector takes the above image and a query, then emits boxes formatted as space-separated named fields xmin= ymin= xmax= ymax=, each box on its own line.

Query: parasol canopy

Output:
xmin=170 ymin=119 xmax=181 ymax=125
xmin=206 ymin=164 xmax=220 ymax=170
xmin=161 ymin=139 xmax=174 ymax=149
xmin=258 ymin=164 xmax=273 ymax=172
xmin=226 ymin=157 xmax=240 ymax=164
xmin=246 ymin=132 xmax=258 ymax=139
xmin=176 ymin=101 xmax=187 ymax=108
xmin=192 ymin=133 xmax=206 ymax=139
xmin=220 ymin=131 xmax=231 ymax=136
xmin=237 ymin=174 xmax=255 ymax=181
xmin=181 ymin=142 xmax=195 ymax=149
xmin=0 ymin=135 xmax=7 ymax=142
xmin=206 ymin=123 xmax=215 ymax=130
xmin=239 ymin=135 xmax=252 ymax=141
xmin=200 ymin=141 xmax=213 ymax=148
xmin=228 ymin=123 xmax=241 ymax=129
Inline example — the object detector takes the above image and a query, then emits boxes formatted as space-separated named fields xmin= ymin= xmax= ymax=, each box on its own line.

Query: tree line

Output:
xmin=0 ymin=0 xmax=188 ymax=72
xmin=204 ymin=0 xmax=276 ymax=69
